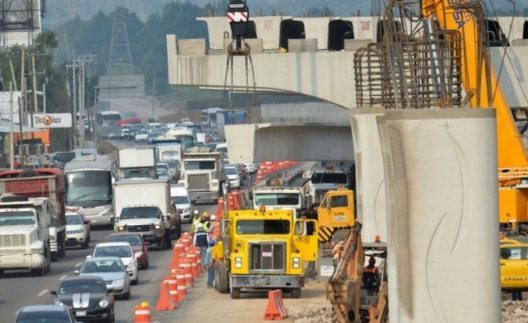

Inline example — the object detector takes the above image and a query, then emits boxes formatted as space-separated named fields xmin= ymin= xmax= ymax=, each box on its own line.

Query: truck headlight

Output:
xmin=235 ymin=257 xmax=243 ymax=269
xmin=154 ymin=224 xmax=161 ymax=230
xmin=292 ymin=257 xmax=301 ymax=269
xmin=117 ymin=225 xmax=126 ymax=231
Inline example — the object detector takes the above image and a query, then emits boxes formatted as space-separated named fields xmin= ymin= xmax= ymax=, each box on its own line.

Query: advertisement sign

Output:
xmin=33 ymin=113 xmax=73 ymax=128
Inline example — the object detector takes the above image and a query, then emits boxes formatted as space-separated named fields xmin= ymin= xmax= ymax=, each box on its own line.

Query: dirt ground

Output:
xmin=150 ymin=276 xmax=328 ymax=323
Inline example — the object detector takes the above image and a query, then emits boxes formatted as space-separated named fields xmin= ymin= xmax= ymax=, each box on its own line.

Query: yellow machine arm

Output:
xmin=422 ymin=0 xmax=528 ymax=169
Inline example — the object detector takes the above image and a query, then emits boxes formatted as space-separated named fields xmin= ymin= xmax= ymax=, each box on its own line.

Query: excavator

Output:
xmin=328 ymin=0 xmax=528 ymax=321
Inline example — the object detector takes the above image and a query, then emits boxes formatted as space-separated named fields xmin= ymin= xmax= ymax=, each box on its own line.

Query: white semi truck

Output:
xmin=181 ymin=150 xmax=225 ymax=204
xmin=113 ymin=180 xmax=181 ymax=248
xmin=118 ymin=147 xmax=157 ymax=180
xmin=0 ymin=196 xmax=53 ymax=276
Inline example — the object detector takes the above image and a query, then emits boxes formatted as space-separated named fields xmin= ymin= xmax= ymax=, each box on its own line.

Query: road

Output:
xmin=0 ymin=203 xmax=217 ymax=322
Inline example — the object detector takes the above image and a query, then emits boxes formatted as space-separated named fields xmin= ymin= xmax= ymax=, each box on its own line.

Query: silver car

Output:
xmin=76 ymin=257 xmax=131 ymax=300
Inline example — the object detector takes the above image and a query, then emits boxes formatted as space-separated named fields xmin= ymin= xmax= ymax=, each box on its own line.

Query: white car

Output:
xmin=92 ymin=242 xmax=139 ymax=285
xmin=135 ymin=130 xmax=149 ymax=142
xmin=65 ymin=211 xmax=91 ymax=249
xmin=171 ymin=185 xmax=191 ymax=222
xmin=244 ymin=162 xmax=259 ymax=174
xmin=225 ymin=166 xmax=241 ymax=189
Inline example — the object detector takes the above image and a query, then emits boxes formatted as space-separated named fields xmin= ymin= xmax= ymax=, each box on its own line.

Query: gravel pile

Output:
xmin=503 ymin=300 xmax=528 ymax=322
xmin=288 ymin=304 xmax=336 ymax=323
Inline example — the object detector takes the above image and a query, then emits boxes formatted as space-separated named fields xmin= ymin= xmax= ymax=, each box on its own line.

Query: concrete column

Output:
xmin=378 ymin=109 xmax=501 ymax=323
xmin=350 ymin=107 xmax=387 ymax=242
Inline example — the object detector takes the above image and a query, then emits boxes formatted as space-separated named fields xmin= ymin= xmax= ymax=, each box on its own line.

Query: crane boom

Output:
xmin=422 ymin=0 xmax=528 ymax=168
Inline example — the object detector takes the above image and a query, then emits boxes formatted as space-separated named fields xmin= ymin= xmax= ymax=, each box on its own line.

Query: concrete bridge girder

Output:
xmin=224 ymin=123 xmax=354 ymax=163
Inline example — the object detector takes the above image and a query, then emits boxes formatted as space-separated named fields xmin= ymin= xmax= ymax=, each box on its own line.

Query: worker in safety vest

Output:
xmin=193 ymin=222 xmax=210 ymax=265
xmin=362 ymin=256 xmax=380 ymax=295
xmin=200 ymin=211 xmax=211 ymax=231
xmin=191 ymin=210 xmax=201 ymax=234
xmin=208 ymin=214 xmax=221 ymax=240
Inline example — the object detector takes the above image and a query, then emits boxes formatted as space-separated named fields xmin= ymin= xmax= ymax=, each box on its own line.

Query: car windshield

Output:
xmin=16 ymin=310 xmax=70 ymax=323
xmin=0 ymin=211 xmax=36 ymax=226
xmin=254 ymin=193 xmax=300 ymax=206
xmin=226 ymin=168 xmax=237 ymax=175
xmin=109 ymin=235 xmax=142 ymax=246
xmin=236 ymin=220 xmax=290 ymax=234
xmin=65 ymin=214 xmax=83 ymax=225
xmin=184 ymin=160 xmax=215 ymax=171
xmin=58 ymin=279 xmax=107 ymax=294
xmin=171 ymin=195 xmax=189 ymax=204
xmin=94 ymin=246 xmax=132 ymax=258
xmin=65 ymin=171 xmax=112 ymax=206
xmin=81 ymin=259 xmax=125 ymax=274
xmin=157 ymin=169 xmax=169 ymax=176
xmin=120 ymin=207 xmax=160 ymax=219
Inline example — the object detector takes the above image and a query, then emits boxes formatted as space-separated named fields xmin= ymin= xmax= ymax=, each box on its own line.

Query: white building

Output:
xmin=0 ymin=0 xmax=43 ymax=47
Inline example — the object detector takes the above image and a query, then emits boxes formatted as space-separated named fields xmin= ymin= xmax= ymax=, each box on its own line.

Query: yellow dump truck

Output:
xmin=317 ymin=189 xmax=355 ymax=242
xmin=212 ymin=209 xmax=318 ymax=299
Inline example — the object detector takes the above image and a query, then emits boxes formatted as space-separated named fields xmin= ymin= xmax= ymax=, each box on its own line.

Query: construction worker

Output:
xmin=191 ymin=210 xmax=201 ymax=234
xmin=208 ymin=214 xmax=221 ymax=240
xmin=363 ymin=256 xmax=380 ymax=295
xmin=203 ymin=239 xmax=216 ymax=288
xmin=201 ymin=211 xmax=212 ymax=232
xmin=193 ymin=223 xmax=210 ymax=265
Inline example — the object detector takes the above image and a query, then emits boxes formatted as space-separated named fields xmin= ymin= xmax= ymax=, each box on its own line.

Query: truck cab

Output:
xmin=252 ymin=186 xmax=311 ymax=219
xmin=212 ymin=209 xmax=318 ymax=299
xmin=0 ymin=196 xmax=52 ymax=276
xmin=317 ymin=189 xmax=355 ymax=243
xmin=181 ymin=151 xmax=224 ymax=204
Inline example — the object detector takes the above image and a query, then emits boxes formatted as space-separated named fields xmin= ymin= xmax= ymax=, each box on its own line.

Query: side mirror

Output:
xmin=50 ymin=290 xmax=57 ymax=296
xmin=73 ymin=270 xmax=80 ymax=275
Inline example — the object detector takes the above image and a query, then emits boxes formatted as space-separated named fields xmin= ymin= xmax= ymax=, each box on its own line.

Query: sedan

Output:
xmin=108 ymin=232 xmax=149 ymax=269
xmin=15 ymin=305 xmax=75 ymax=323
xmin=225 ymin=166 xmax=241 ymax=189
xmin=65 ymin=210 xmax=91 ymax=249
xmin=77 ymin=257 xmax=131 ymax=300
xmin=51 ymin=276 xmax=115 ymax=322
xmin=92 ymin=242 xmax=139 ymax=285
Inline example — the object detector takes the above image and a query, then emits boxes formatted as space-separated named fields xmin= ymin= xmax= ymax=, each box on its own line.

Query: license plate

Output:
xmin=76 ymin=311 xmax=87 ymax=317
xmin=262 ymin=252 xmax=273 ymax=257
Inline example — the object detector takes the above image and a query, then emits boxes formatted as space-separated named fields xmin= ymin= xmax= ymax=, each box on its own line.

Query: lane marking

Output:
xmin=38 ymin=289 xmax=49 ymax=297
xmin=74 ymin=262 xmax=82 ymax=268
xmin=59 ymin=274 xmax=68 ymax=281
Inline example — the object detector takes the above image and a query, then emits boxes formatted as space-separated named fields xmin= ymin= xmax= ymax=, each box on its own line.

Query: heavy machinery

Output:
xmin=317 ymin=189 xmax=355 ymax=243
xmin=212 ymin=208 xmax=318 ymax=299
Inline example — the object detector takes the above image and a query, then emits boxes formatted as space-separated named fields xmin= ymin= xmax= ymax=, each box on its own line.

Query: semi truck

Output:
xmin=212 ymin=209 xmax=318 ymax=299
xmin=181 ymin=150 xmax=225 ymax=204
xmin=0 ymin=196 xmax=53 ymax=276
xmin=118 ymin=147 xmax=156 ymax=180
xmin=0 ymin=169 xmax=67 ymax=261
xmin=113 ymin=179 xmax=181 ymax=248
xmin=64 ymin=155 xmax=116 ymax=227
xmin=252 ymin=186 xmax=312 ymax=219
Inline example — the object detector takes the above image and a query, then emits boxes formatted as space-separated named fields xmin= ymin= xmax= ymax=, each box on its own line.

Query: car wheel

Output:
xmin=122 ymin=289 xmax=131 ymax=300
xmin=82 ymin=239 xmax=89 ymax=249
xmin=132 ymin=273 xmax=139 ymax=285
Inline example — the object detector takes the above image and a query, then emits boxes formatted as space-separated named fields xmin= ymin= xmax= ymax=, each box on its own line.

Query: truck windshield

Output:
xmin=254 ymin=193 xmax=300 ymax=206
xmin=120 ymin=207 xmax=160 ymax=219
xmin=0 ymin=211 xmax=36 ymax=226
xmin=236 ymin=220 xmax=290 ymax=234
xmin=123 ymin=169 xmax=152 ymax=179
xmin=161 ymin=150 xmax=180 ymax=160
xmin=184 ymin=160 xmax=215 ymax=170
xmin=172 ymin=196 xmax=189 ymax=204
xmin=311 ymin=173 xmax=348 ymax=184
xmin=66 ymin=171 xmax=112 ymax=206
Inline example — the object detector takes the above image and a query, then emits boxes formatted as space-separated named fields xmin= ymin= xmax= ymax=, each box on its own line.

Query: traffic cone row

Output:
xmin=256 ymin=161 xmax=299 ymax=184
xmin=153 ymin=231 xmax=203 ymax=313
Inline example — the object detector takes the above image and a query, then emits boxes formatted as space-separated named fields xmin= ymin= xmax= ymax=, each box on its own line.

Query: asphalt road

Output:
xmin=0 ymin=202 xmax=217 ymax=323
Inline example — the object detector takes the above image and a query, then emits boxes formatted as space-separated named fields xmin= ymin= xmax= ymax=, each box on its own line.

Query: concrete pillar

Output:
xmin=350 ymin=107 xmax=387 ymax=242
xmin=378 ymin=109 xmax=501 ymax=323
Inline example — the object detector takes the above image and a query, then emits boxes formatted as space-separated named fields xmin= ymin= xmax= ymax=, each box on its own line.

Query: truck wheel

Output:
xmin=215 ymin=261 xmax=229 ymax=294
xmin=164 ymin=233 xmax=172 ymax=249
xmin=58 ymin=237 xmax=66 ymax=258
xmin=290 ymin=288 xmax=301 ymax=299
xmin=230 ymin=287 xmax=241 ymax=299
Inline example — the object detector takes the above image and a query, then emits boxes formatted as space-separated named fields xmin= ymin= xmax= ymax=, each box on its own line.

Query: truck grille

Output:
xmin=188 ymin=174 xmax=210 ymax=190
xmin=250 ymin=242 xmax=285 ymax=273
xmin=0 ymin=234 xmax=26 ymax=247
xmin=127 ymin=224 xmax=151 ymax=232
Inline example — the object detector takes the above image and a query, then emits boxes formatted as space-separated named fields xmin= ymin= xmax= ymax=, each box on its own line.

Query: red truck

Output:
xmin=0 ymin=168 xmax=67 ymax=261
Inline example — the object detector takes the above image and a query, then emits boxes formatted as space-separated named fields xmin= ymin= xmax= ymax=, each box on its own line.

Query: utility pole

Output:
xmin=67 ymin=62 xmax=78 ymax=149
xmin=18 ymin=48 xmax=25 ymax=157
xmin=74 ymin=55 xmax=95 ymax=148
xmin=9 ymin=82 xmax=14 ymax=170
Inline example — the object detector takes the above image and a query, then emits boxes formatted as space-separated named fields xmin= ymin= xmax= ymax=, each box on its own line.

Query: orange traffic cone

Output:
xmin=134 ymin=302 xmax=152 ymax=323
xmin=263 ymin=290 xmax=289 ymax=320
xmin=155 ymin=281 xmax=176 ymax=311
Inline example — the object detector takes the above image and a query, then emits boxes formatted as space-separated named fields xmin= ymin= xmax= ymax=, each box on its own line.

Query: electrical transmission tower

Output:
xmin=108 ymin=5 xmax=132 ymax=75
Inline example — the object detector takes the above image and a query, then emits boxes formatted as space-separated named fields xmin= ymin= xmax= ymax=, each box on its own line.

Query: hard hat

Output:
xmin=193 ymin=210 xmax=200 ymax=216
xmin=202 ymin=211 xmax=210 ymax=218
xmin=211 ymin=214 xmax=216 ymax=221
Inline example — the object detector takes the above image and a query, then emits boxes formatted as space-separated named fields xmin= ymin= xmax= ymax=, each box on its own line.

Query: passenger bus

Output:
xmin=96 ymin=111 xmax=122 ymax=127
xmin=64 ymin=155 xmax=117 ymax=227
